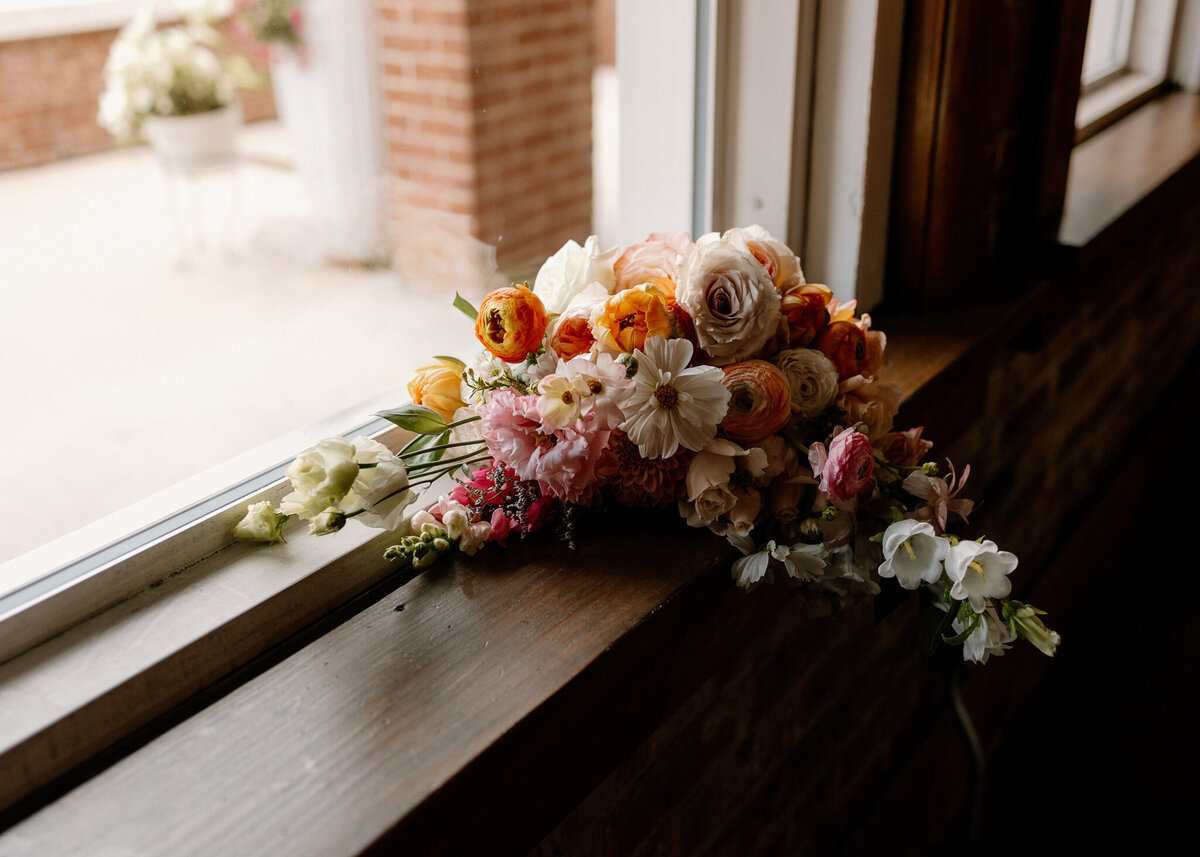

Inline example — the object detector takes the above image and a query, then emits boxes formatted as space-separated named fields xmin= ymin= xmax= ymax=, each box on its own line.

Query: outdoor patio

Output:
xmin=0 ymin=119 xmax=479 ymax=571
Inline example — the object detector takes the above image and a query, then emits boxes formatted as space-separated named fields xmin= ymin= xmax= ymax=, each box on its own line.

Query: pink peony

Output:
xmin=808 ymin=428 xmax=875 ymax=501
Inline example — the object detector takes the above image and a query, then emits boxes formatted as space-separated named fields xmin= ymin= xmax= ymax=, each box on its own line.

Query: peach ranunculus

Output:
xmin=407 ymin=357 xmax=466 ymax=421
xmin=780 ymin=283 xmax=832 ymax=347
xmin=854 ymin=313 xmax=887 ymax=378
xmin=838 ymin=374 xmax=901 ymax=441
xmin=474 ymin=283 xmax=549 ymax=363
xmin=613 ymin=231 xmax=695 ymax=292
xmin=815 ymin=320 xmax=867 ymax=379
xmin=875 ymin=426 xmax=933 ymax=468
xmin=723 ymin=225 xmax=804 ymax=291
xmin=718 ymin=359 xmax=792 ymax=445
xmin=676 ymin=234 xmax=782 ymax=366
xmin=590 ymin=282 xmax=675 ymax=354
xmin=772 ymin=348 xmax=839 ymax=418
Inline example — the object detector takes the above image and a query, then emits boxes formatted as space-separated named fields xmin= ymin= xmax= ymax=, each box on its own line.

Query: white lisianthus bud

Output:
xmin=308 ymin=508 xmax=347 ymax=536
xmin=232 ymin=501 xmax=289 ymax=543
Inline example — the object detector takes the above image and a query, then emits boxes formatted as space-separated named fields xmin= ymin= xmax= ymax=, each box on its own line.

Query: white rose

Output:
xmin=280 ymin=437 xmax=360 ymax=520
xmin=676 ymin=237 xmax=781 ymax=365
xmin=680 ymin=483 xmax=738 ymax=528
xmin=532 ymin=235 xmax=617 ymax=315
xmin=772 ymin=348 xmax=839 ymax=418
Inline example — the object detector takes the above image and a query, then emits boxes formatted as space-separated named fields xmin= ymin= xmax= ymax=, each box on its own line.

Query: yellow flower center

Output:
xmin=560 ymin=390 xmax=575 ymax=404
xmin=587 ymin=378 xmax=604 ymax=395
xmin=654 ymin=383 xmax=679 ymax=410
xmin=902 ymin=539 xmax=917 ymax=560
xmin=969 ymin=560 xmax=985 ymax=581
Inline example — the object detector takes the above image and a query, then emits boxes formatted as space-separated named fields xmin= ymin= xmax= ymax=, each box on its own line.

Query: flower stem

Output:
xmin=398 ymin=439 xmax=485 ymax=459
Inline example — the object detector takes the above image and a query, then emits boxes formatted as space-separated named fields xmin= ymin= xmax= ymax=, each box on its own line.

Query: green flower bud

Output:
xmin=821 ymin=505 xmax=839 ymax=521
xmin=1003 ymin=600 xmax=1061 ymax=657
xmin=307 ymin=508 xmax=347 ymax=536
xmin=922 ymin=461 xmax=939 ymax=476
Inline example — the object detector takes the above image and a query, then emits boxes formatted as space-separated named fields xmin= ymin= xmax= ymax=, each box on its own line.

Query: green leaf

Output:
xmin=376 ymin=404 xmax=447 ymax=435
xmin=433 ymin=355 xmax=467 ymax=372
xmin=919 ymin=590 xmax=963 ymax=657
xmin=407 ymin=431 xmax=450 ymax=470
xmin=453 ymin=292 xmax=478 ymax=320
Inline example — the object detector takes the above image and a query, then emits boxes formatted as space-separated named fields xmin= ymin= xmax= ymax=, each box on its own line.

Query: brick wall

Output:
xmin=376 ymin=0 xmax=594 ymax=291
xmin=0 ymin=26 xmax=276 ymax=174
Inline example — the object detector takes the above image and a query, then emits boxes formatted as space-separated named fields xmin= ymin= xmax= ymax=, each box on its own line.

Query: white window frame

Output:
xmin=1076 ymin=0 xmax=1192 ymax=135
xmin=615 ymin=0 xmax=901 ymax=307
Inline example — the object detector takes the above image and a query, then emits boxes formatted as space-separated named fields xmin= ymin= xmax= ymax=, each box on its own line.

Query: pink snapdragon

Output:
xmin=808 ymin=428 xmax=875 ymax=501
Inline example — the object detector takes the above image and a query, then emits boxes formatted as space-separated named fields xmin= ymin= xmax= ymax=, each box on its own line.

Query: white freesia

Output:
xmin=532 ymin=235 xmax=618 ymax=315
xmin=677 ymin=235 xmax=782 ymax=365
xmin=878 ymin=519 xmax=949 ymax=590
xmin=945 ymin=539 xmax=1018 ymax=612
xmin=620 ymin=337 xmax=731 ymax=459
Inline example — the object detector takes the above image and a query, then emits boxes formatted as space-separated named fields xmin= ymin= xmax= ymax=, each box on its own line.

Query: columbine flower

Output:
xmin=560 ymin=351 xmax=635 ymax=430
xmin=878 ymin=519 xmax=949 ymax=589
xmin=808 ymin=428 xmax=875 ymax=501
xmin=537 ymin=372 xmax=587 ymax=429
xmin=232 ymin=501 xmax=289 ymax=543
xmin=619 ymin=337 xmax=731 ymax=459
xmin=1003 ymin=600 xmax=1061 ymax=656
xmin=903 ymin=460 xmax=973 ymax=533
xmin=945 ymin=539 xmax=1018 ymax=612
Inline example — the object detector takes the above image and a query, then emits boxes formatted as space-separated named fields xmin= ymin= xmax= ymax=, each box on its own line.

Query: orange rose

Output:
xmin=815 ymin=320 xmax=867 ymax=379
xmin=591 ymin=283 xmax=675 ymax=354
xmin=718 ymin=360 xmax=792 ymax=445
xmin=474 ymin=283 xmax=548 ymax=362
xmin=407 ymin=358 xmax=465 ymax=421
xmin=780 ymin=284 xmax=832 ymax=347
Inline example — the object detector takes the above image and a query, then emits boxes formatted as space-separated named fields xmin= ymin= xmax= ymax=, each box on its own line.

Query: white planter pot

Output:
xmin=271 ymin=0 xmax=389 ymax=265
xmin=143 ymin=104 xmax=241 ymax=172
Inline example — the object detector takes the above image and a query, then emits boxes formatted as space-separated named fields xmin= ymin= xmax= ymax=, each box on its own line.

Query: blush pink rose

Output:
xmin=808 ymin=428 xmax=875 ymax=501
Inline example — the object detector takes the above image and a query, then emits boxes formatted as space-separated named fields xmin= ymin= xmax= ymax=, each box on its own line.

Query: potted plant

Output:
xmin=98 ymin=0 xmax=260 ymax=170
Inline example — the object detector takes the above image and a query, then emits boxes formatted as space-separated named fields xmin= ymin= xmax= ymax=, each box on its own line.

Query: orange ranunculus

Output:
xmin=547 ymin=309 xmax=596 ymax=360
xmin=591 ymin=283 xmax=675 ymax=354
xmin=718 ymin=360 xmax=792 ymax=445
xmin=408 ymin=358 xmax=466 ymax=421
xmin=474 ymin=283 xmax=548 ymax=362
xmin=815 ymin=320 xmax=867 ymax=379
xmin=780 ymin=283 xmax=832 ymax=347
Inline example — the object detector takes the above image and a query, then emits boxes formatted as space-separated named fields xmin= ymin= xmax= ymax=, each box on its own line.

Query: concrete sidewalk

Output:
xmin=0 ymin=121 xmax=481 ymax=568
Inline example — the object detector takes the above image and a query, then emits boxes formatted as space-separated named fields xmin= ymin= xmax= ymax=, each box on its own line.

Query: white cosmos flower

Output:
xmin=878 ymin=519 xmax=950 ymax=590
xmin=619 ymin=337 xmax=731 ymax=459
xmin=945 ymin=539 xmax=1018 ymax=613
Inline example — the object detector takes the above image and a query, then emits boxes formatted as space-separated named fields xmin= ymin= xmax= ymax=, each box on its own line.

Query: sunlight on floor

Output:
xmin=0 ymin=121 xmax=480 ymax=567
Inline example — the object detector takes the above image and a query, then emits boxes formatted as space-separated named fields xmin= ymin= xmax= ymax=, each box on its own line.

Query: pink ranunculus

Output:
xmin=809 ymin=428 xmax=874 ymax=501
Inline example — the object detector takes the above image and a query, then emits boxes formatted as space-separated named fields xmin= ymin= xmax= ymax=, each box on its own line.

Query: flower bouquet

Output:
xmin=235 ymin=226 xmax=1059 ymax=664
xmin=97 ymin=0 xmax=260 ymax=142
xmin=230 ymin=0 xmax=306 ymax=61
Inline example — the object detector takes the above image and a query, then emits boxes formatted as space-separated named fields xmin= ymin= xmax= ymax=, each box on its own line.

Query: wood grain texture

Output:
xmin=1 ymin=513 xmax=746 ymax=856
